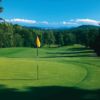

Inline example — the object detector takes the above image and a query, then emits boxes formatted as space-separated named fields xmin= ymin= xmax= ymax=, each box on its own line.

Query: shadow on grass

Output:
xmin=47 ymin=50 xmax=94 ymax=54
xmin=42 ymin=53 xmax=96 ymax=58
xmin=0 ymin=85 xmax=100 ymax=100
xmin=42 ymin=55 xmax=96 ymax=58
xmin=67 ymin=47 xmax=91 ymax=51
xmin=44 ymin=49 xmax=96 ymax=58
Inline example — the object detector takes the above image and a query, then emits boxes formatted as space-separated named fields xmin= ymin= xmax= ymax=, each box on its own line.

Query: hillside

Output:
xmin=0 ymin=45 xmax=100 ymax=90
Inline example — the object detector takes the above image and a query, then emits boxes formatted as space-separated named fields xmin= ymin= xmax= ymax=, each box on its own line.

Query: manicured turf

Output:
xmin=0 ymin=45 xmax=100 ymax=90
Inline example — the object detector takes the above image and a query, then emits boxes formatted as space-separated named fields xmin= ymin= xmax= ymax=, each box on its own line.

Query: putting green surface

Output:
xmin=0 ymin=45 xmax=100 ymax=90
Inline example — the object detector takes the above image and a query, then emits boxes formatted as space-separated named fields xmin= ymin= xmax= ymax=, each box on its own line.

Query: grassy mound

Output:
xmin=0 ymin=45 xmax=100 ymax=90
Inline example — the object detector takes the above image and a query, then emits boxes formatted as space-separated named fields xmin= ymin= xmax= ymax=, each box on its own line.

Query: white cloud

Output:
xmin=6 ymin=18 xmax=49 ymax=25
xmin=6 ymin=18 xmax=37 ymax=24
xmin=76 ymin=19 xmax=100 ymax=25
xmin=70 ymin=19 xmax=74 ymax=22
xmin=40 ymin=21 xmax=49 ymax=24
xmin=62 ymin=21 xmax=78 ymax=25
xmin=63 ymin=21 xmax=67 ymax=25
xmin=5 ymin=18 xmax=100 ymax=26
xmin=62 ymin=19 xmax=100 ymax=26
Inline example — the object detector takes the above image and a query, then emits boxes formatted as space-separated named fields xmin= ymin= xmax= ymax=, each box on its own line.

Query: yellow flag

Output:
xmin=36 ymin=36 xmax=41 ymax=48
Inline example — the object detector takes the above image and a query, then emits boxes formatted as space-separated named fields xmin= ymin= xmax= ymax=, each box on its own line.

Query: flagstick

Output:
xmin=36 ymin=37 xmax=39 ymax=80
xmin=37 ymin=46 xmax=38 ymax=56
xmin=36 ymin=35 xmax=40 ymax=80
xmin=37 ymin=63 xmax=39 ymax=80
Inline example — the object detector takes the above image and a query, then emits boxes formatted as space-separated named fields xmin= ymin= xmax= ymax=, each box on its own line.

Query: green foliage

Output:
xmin=93 ymin=29 xmax=100 ymax=56
xmin=71 ymin=25 xmax=100 ymax=56
xmin=13 ymin=34 xmax=24 ymax=47
xmin=0 ymin=23 xmax=100 ymax=56
xmin=55 ymin=32 xmax=64 ymax=47
xmin=63 ymin=32 xmax=76 ymax=45
xmin=43 ymin=30 xmax=55 ymax=47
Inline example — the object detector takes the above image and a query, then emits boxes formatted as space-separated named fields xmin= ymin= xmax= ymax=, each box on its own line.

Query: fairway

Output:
xmin=0 ymin=45 xmax=100 ymax=90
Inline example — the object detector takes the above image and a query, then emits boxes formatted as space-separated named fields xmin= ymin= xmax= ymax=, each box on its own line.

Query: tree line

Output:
xmin=0 ymin=23 xmax=100 ymax=56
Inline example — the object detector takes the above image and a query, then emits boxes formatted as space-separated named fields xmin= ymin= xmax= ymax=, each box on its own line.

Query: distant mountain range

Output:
xmin=23 ymin=25 xmax=99 ymax=30
xmin=23 ymin=25 xmax=78 ymax=30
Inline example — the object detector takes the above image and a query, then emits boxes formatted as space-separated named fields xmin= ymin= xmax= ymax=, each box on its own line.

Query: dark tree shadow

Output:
xmin=42 ymin=55 xmax=96 ymax=58
xmin=67 ymin=47 xmax=91 ymax=51
xmin=43 ymin=49 xmax=96 ymax=58
xmin=47 ymin=50 xmax=94 ymax=55
xmin=0 ymin=85 xmax=100 ymax=100
xmin=42 ymin=53 xmax=96 ymax=58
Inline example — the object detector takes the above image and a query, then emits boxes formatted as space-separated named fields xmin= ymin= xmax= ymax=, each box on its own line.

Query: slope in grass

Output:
xmin=0 ymin=58 xmax=87 ymax=89
xmin=0 ymin=45 xmax=100 ymax=90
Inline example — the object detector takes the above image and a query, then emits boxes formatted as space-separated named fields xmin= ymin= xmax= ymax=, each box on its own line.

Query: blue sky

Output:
xmin=0 ymin=0 xmax=100 ymax=27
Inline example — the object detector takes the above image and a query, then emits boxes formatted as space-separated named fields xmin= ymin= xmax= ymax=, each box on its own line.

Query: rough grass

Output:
xmin=0 ymin=45 xmax=100 ymax=90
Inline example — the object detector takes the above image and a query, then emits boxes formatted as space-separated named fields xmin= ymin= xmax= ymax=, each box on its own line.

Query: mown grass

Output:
xmin=0 ymin=45 xmax=100 ymax=90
